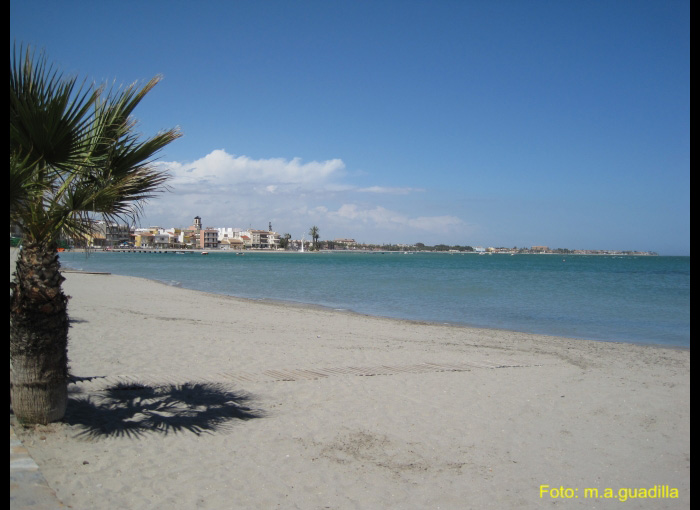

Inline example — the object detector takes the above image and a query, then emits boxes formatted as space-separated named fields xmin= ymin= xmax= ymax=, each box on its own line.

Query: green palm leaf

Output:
xmin=10 ymin=45 xmax=181 ymax=246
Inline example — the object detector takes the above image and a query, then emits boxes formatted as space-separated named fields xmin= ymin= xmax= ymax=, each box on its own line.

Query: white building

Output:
xmin=218 ymin=227 xmax=244 ymax=242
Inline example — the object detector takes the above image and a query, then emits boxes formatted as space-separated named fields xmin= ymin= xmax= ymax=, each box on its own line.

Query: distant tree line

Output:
xmin=355 ymin=243 xmax=475 ymax=252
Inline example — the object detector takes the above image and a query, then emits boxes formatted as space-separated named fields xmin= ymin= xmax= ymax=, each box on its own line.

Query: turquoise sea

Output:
xmin=58 ymin=251 xmax=690 ymax=348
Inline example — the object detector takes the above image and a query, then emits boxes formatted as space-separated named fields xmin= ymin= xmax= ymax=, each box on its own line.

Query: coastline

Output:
xmin=10 ymin=249 xmax=691 ymax=509
xmin=142 ymin=275 xmax=691 ymax=352
xmin=60 ymin=246 xmax=665 ymax=255
xmin=53 ymin=247 xmax=690 ymax=348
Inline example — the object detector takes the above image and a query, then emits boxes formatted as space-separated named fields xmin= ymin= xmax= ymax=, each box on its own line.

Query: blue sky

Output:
xmin=11 ymin=0 xmax=689 ymax=254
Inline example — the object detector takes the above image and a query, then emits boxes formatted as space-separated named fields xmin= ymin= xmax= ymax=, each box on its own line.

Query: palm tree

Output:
xmin=309 ymin=225 xmax=320 ymax=250
xmin=279 ymin=233 xmax=292 ymax=249
xmin=10 ymin=47 xmax=181 ymax=424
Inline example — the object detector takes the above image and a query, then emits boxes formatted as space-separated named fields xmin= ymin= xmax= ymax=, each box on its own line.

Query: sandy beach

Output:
xmin=10 ymin=250 xmax=690 ymax=509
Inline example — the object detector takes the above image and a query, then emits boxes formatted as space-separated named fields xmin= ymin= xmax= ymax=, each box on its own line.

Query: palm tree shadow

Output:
xmin=65 ymin=381 xmax=264 ymax=439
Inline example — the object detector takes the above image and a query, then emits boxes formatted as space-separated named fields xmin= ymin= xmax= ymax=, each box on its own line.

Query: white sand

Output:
xmin=11 ymin=250 xmax=690 ymax=509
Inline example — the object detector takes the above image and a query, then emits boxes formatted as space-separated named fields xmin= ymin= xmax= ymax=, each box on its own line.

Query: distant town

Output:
xmin=9 ymin=215 xmax=658 ymax=256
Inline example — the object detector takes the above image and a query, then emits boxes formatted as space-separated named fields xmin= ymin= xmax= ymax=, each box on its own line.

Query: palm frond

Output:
xmin=10 ymin=45 xmax=181 ymax=246
xmin=10 ymin=46 xmax=100 ymax=174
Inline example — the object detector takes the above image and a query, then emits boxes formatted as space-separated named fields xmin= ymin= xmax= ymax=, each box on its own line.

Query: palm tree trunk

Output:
xmin=10 ymin=242 xmax=69 ymax=424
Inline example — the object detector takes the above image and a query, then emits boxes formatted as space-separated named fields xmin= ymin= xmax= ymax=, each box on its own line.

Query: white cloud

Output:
xmin=160 ymin=150 xmax=346 ymax=192
xmin=328 ymin=204 xmax=467 ymax=234
xmin=140 ymin=149 xmax=472 ymax=244
xmin=356 ymin=186 xmax=422 ymax=195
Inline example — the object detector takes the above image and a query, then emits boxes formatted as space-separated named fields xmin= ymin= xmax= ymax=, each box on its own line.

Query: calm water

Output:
xmin=58 ymin=251 xmax=690 ymax=348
